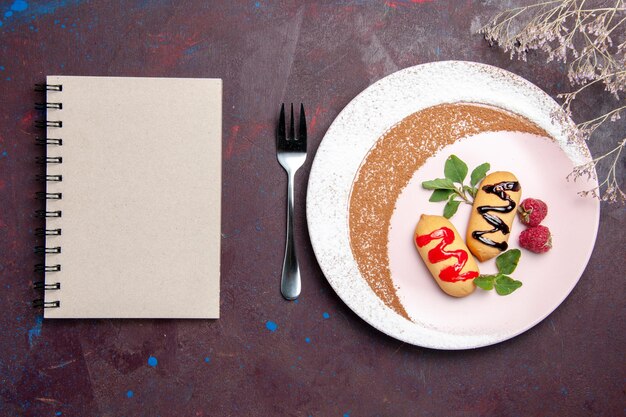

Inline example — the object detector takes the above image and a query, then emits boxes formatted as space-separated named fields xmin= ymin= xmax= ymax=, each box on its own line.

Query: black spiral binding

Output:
xmin=35 ymin=138 xmax=62 ymax=146
xmin=33 ymin=282 xmax=61 ymax=290
xmin=32 ymin=299 xmax=60 ymax=308
xmin=35 ymin=102 xmax=63 ymax=110
xmin=35 ymin=210 xmax=62 ymax=218
xmin=33 ymin=83 xmax=63 ymax=309
xmin=35 ymin=174 xmax=63 ymax=182
xmin=34 ymin=83 xmax=62 ymax=92
xmin=34 ymin=246 xmax=61 ymax=254
xmin=35 ymin=264 xmax=61 ymax=272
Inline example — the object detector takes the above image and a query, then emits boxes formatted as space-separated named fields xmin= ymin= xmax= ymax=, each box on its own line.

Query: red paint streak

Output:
xmin=225 ymin=125 xmax=240 ymax=160
xmin=386 ymin=0 xmax=434 ymax=7
xmin=0 ymin=179 xmax=5 ymax=190
xmin=416 ymin=227 xmax=478 ymax=282
xmin=19 ymin=110 xmax=37 ymax=132
xmin=224 ymin=123 xmax=273 ymax=159
xmin=309 ymin=106 xmax=323 ymax=132
xmin=249 ymin=123 xmax=267 ymax=138
xmin=147 ymin=31 xmax=205 ymax=69
xmin=243 ymin=123 xmax=269 ymax=153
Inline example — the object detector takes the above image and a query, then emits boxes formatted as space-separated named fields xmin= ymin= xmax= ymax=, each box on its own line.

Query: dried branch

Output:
xmin=480 ymin=0 xmax=626 ymax=203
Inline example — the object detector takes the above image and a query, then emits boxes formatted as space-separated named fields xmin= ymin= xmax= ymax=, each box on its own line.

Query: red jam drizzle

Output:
xmin=416 ymin=227 xmax=478 ymax=282
xmin=471 ymin=180 xmax=520 ymax=251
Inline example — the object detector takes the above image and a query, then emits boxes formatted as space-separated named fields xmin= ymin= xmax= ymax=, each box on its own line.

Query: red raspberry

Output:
xmin=519 ymin=225 xmax=552 ymax=253
xmin=518 ymin=198 xmax=548 ymax=227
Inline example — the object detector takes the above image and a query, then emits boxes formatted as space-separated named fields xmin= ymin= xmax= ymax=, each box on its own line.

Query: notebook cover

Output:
xmin=43 ymin=76 xmax=222 ymax=318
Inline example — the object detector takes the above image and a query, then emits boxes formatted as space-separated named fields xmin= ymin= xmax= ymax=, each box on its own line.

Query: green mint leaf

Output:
xmin=470 ymin=162 xmax=490 ymax=187
xmin=422 ymin=178 xmax=455 ymax=190
xmin=494 ymin=275 xmax=523 ymax=295
xmin=443 ymin=198 xmax=461 ymax=219
xmin=496 ymin=249 xmax=522 ymax=275
xmin=429 ymin=189 xmax=454 ymax=202
xmin=444 ymin=155 xmax=468 ymax=183
xmin=474 ymin=275 xmax=496 ymax=290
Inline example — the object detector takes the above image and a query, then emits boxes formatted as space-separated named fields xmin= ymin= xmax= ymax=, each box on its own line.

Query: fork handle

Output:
xmin=281 ymin=170 xmax=301 ymax=300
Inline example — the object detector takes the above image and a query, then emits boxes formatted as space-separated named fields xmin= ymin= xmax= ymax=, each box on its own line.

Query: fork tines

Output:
xmin=277 ymin=103 xmax=307 ymax=151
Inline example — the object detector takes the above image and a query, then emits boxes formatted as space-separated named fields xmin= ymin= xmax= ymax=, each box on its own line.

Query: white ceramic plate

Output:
xmin=306 ymin=61 xmax=600 ymax=349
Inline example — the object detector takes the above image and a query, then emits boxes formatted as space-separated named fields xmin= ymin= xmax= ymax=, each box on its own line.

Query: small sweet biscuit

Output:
xmin=467 ymin=171 xmax=522 ymax=262
xmin=414 ymin=214 xmax=479 ymax=298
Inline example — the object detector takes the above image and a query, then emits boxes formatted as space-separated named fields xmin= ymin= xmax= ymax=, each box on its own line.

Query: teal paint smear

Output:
xmin=27 ymin=315 xmax=43 ymax=347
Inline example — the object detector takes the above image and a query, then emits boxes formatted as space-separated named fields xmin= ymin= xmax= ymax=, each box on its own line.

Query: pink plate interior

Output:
xmin=389 ymin=131 xmax=599 ymax=336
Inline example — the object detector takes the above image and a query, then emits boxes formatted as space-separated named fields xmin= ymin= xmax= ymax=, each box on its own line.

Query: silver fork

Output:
xmin=276 ymin=103 xmax=307 ymax=300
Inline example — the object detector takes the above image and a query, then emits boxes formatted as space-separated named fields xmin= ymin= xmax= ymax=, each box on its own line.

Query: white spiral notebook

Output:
xmin=36 ymin=76 xmax=222 ymax=319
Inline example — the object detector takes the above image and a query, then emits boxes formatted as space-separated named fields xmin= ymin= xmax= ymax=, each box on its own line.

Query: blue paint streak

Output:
xmin=27 ymin=315 xmax=43 ymax=347
xmin=0 ymin=0 xmax=83 ymax=30
xmin=55 ymin=412 xmax=62 ymax=416
xmin=344 ymin=413 xmax=350 ymax=417
xmin=126 ymin=390 xmax=134 ymax=398
xmin=322 ymin=312 xmax=330 ymax=319
xmin=254 ymin=1 xmax=260 ymax=7
xmin=561 ymin=386 xmax=568 ymax=396
xmin=305 ymin=337 xmax=311 ymax=344
xmin=2 ymin=151 xmax=8 ymax=157
xmin=147 ymin=356 xmax=158 ymax=367
xmin=204 ymin=356 xmax=210 ymax=363
xmin=0 ymin=0 xmax=84 ymax=32
xmin=11 ymin=1 xmax=29 ymax=12
xmin=184 ymin=44 xmax=202 ymax=56
xmin=265 ymin=321 xmax=277 ymax=332
xmin=31 ymin=1 xmax=80 ymax=16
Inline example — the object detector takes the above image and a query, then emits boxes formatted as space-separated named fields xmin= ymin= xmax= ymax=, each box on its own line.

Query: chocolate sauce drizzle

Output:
xmin=472 ymin=181 xmax=520 ymax=251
